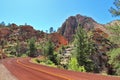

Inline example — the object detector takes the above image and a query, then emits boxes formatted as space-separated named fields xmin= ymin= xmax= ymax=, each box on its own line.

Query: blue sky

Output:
xmin=0 ymin=0 xmax=120 ymax=31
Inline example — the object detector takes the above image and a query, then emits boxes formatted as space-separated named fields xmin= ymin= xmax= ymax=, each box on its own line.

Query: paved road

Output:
xmin=3 ymin=58 xmax=120 ymax=80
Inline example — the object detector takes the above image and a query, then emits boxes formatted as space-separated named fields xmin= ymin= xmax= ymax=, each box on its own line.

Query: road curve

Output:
xmin=3 ymin=58 xmax=120 ymax=80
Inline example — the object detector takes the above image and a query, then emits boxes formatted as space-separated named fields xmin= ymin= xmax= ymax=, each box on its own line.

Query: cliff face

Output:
xmin=57 ymin=14 xmax=107 ymax=42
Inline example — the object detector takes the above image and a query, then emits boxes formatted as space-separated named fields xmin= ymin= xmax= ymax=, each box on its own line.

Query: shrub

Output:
xmin=107 ymin=48 xmax=120 ymax=75
xmin=32 ymin=58 xmax=57 ymax=67
xmin=68 ymin=57 xmax=86 ymax=72
xmin=78 ymin=66 xmax=86 ymax=72
xmin=35 ymin=58 xmax=41 ymax=63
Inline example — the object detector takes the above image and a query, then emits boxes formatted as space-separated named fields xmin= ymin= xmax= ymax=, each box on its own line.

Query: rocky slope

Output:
xmin=57 ymin=14 xmax=120 ymax=73
xmin=0 ymin=23 xmax=68 ymax=50
xmin=0 ymin=24 xmax=69 ymax=58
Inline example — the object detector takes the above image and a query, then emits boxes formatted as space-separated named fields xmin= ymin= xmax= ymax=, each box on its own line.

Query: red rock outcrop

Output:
xmin=49 ymin=33 xmax=68 ymax=49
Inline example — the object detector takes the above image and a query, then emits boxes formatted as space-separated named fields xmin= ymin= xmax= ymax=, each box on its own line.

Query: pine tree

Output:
xmin=74 ymin=24 xmax=94 ymax=71
xmin=29 ymin=38 xmax=36 ymax=57
xmin=44 ymin=40 xmax=55 ymax=61
xmin=49 ymin=27 xmax=54 ymax=33
xmin=109 ymin=0 xmax=120 ymax=16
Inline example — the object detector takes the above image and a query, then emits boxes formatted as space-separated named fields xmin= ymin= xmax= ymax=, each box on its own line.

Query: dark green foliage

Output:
xmin=109 ymin=0 xmax=120 ymax=16
xmin=106 ymin=24 xmax=120 ymax=75
xmin=44 ymin=40 xmax=57 ymax=63
xmin=56 ymin=53 xmax=61 ymax=65
xmin=35 ymin=58 xmax=41 ymax=63
xmin=74 ymin=24 xmax=95 ymax=71
xmin=44 ymin=40 xmax=54 ymax=57
xmin=49 ymin=27 xmax=54 ymax=33
xmin=0 ymin=21 xmax=5 ymax=27
xmin=34 ymin=58 xmax=56 ymax=67
xmin=28 ymin=38 xmax=37 ymax=57
xmin=107 ymin=48 xmax=120 ymax=75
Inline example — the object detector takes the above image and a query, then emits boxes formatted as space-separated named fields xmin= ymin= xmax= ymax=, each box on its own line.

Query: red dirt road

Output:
xmin=3 ymin=58 xmax=120 ymax=80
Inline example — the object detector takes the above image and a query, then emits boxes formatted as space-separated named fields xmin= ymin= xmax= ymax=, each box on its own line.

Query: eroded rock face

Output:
xmin=91 ymin=28 xmax=115 ymax=73
xmin=58 ymin=14 xmax=102 ymax=42
xmin=57 ymin=14 xmax=117 ymax=73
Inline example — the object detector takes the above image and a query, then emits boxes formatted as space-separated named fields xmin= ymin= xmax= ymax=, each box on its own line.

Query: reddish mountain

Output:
xmin=57 ymin=14 xmax=117 ymax=73
xmin=0 ymin=24 xmax=46 ymax=42
xmin=0 ymin=24 xmax=68 ymax=49
xmin=57 ymin=14 xmax=108 ymax=42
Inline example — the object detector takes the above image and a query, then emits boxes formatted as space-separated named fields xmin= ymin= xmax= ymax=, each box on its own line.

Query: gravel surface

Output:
xmin=0 ymin=63 xmax=18 ymax=80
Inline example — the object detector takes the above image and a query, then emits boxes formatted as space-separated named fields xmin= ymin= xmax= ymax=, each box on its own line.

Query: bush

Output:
xmin=68 ymin=57 xmax=86 ymax=72
xmin=116 ymin=68 xmax=120 ymax=76
xmin=107 ymin=48 xmax=120 ymax=75
xmin=32 ymin=58 xmax=57 ymax=67
xmin=35 ymin=58 xmax=41 ymax=63
xmin=78 ymin=66 xmax=86 ymax=72
xmin=45 ymin=60 xmax=54 ymax=65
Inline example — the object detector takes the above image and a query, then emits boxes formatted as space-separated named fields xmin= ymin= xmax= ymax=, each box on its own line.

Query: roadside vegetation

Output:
xmin=30 ymin=24 xmax=95 ymax=73
xmin=0 ymin=0 xmax=120 ymax=77
xmin=106 ymin=24 xmax=120 ymax=76
xmin=1 ymin=21 xmax=120 ymax=76
xmin=31 ymin=58 xmax=57 ymax=67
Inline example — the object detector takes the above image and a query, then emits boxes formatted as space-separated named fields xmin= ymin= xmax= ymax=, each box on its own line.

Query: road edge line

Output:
xmin=17 ymin=59 xmax=73 ymax=80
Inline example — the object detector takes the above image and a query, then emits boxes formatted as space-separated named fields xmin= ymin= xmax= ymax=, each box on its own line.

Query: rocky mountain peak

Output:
xmin=57 ymin=14 xmax=106 ymax=42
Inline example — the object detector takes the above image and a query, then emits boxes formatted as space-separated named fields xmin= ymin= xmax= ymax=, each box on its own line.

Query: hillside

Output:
xmin=0 ymin=14 xmax=120 ymax=75
xmin=0 ymin=23 xmax=69 ymax=59
xmin=0 ymin=24 xmax=68 ymax=48
xmin=57 ymin=14 xmax=120 ymax=74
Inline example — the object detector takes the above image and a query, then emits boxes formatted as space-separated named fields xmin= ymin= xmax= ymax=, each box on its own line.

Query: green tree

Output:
xmin=74 ymin=24 xmax=94 ymax=71
xmin=49 ymin=27 xmax=54 ymax=33
xmin=109 ymin=0 xmax=120 ymax=16
xmin=0 ymin=21 xmax=5 ymax=27
xmin=107 ymin=48 xmax=120 ymax=75
xmin=44 ymin=40 xmax=55 ymax=62
xmin=108 ymin=0 xmax=120 ymax=75
xmin=28 ymin=38 xmax=37 ymax=57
